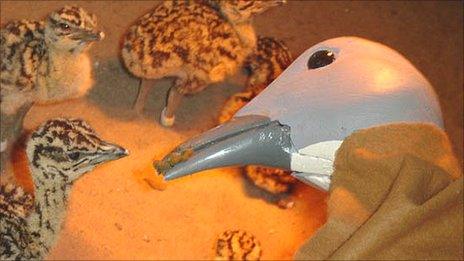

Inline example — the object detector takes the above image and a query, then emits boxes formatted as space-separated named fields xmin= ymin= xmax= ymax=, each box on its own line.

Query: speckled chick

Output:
xmin=121 ymin=0 xmax=284 ymax=127
xmin=244 ymin=165 xmax=295 ymax=194
xmin=218 ymin=36 xmax=296 ymax=194
xmin=1 ymin=5 xmax=103 ymax=114
xmin=215 ymin=230 xmax=261 ymax=260
xmin=218 ymin=36 xmax=293 ymax=124
xmin=0 ymin=6 xmax=103 ymax=169
xmin=0 ymin=118 xmax=127 ymax=260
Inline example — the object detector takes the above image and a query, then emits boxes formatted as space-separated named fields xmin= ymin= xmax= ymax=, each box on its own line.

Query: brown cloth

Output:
xmin=295 ymin=123 xmax=463 ymax=260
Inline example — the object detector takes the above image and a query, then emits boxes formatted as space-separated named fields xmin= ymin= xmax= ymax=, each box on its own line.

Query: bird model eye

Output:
xmin=307 ymin=50 xmax=335 ymax=69
xmin=68 ymin=152 xmax=80 ymax=160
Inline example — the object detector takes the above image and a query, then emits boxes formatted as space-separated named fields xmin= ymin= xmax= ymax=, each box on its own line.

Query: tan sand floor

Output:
xmin=19 ymin=99 xmax=326 ymax=260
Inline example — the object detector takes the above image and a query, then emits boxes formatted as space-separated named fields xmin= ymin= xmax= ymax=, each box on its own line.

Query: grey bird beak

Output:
xmin=91 ymin=142 xmax=129 ymax=165
xmin=156 ymin=115 xmax=295 ymax=181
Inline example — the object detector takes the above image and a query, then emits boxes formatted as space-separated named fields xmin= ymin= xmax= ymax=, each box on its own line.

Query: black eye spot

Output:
xmin=244 ymin=62 xmax=256 ymax=75
xmin=307 ymin=50 xmax=335 ymax=69
xmin=68 ymin=152 xmax=80 ymax=160
xmin=58 ymin=23 xmax=70 ymax=31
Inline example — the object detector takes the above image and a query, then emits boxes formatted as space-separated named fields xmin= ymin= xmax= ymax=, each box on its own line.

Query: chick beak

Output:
xmin=155 ymin=115 xmax=294 ymax=181
xmin=76 ymin=30 xmax=105 ymax=42
xmin=91 ymin=142 xmax=129 ymax=165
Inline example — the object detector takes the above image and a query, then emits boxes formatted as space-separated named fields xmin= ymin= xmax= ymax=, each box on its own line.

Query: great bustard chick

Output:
xmin=218 ymin=36 xmax=293 ymax=124
xmin=0 ymin=6 xmax=104 ymax=171
xmin=121 ymin=0 xmax=284 ymax=127
xmin=0 ymin=118 xmax=128 ymax=260
xmin=215 ymin=229 xmax=261 ymax=260
xmin=218 ymin=36 xmax=296 ymax=195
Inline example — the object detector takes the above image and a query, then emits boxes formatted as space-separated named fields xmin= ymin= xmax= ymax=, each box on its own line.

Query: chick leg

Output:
xmin=133 ymin=78 xmax=155 ymax=114
xmin=160 ymin=86 xmax=183 ymax=127
xmin=161 ymin=76 xmax=207 ymax=127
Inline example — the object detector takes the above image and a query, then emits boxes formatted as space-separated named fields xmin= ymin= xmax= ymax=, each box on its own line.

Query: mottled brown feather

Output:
xmin=122 ymin=0 xmax=283 ymax=94
xmin=218 ymin=36 xmax=296 ymax=194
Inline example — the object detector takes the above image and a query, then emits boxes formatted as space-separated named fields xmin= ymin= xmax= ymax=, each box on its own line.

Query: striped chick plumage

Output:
xmin=218 ymin=36 xmax=296 ymax=194
xmin=1 ymin=5 xmax=102 ymax=115
xmin=218 ymin=36 xmax=292 ymax=123
xmin=121 ymin=0 xmax=284 ymax=126
xmin=0 ymin=118 xmax=127 ymax=260
xmin=0 ymin=5 xmax=103 ymax=172
xmin=215 ymin=229 xmax=261 ymax=261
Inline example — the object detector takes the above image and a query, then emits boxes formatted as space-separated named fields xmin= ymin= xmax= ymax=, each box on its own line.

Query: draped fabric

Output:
xmin=296 ymin=123 xmax=463 ymax=260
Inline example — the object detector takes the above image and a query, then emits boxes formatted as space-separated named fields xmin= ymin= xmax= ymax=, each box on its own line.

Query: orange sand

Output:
xmin=19 ymin=99 xmax=327 ymax=260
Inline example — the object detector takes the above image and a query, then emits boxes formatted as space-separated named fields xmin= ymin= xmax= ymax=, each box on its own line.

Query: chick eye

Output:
xmin=68 ymin=152 xmax=80 ymax=160
xmin=58 ymin=23 xmax=70 ymax=30
xmin=307 ymin=50 xmax=335 ymax=69
xmin=244 ymin=63 xmax=256 ymax=75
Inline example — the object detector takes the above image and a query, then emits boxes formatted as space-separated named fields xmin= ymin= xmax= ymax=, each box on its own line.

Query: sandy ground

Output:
xmin=1 ymin=1 xmax=463 ymax=260
xmin=15 ymin=99 xmax=327 ymax=260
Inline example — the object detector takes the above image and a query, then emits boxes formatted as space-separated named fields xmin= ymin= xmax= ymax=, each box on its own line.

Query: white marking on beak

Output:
xmin=290 ymin=140 xmax=343 ymax=191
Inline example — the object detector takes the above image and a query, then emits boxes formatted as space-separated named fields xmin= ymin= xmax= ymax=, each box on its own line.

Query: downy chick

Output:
xmin=0 ymin=118 xmax=127 ymax=260
xmin=218 ymin=36 xmax=296 ymax=195
xmin=1 ymin=5 xmax=104 ymax=171
xmin=122 ymin=0 xmax=284 ymax=127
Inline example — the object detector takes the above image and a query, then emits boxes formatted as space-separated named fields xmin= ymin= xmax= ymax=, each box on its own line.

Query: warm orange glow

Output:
xmin=329 ymin=187 xmax=369 ymax=226
xmin=436 ymin=154 xmax=462 ymax=180
xmin=372 ymin=63 xmax=400 ymax=93
xmin=11 ymin=139 xmax=34 ymax=194
xmin=133 ymin=161 xmax=167 ymax=191
xmin=354 ymin=148 xmax=383 ymax=160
